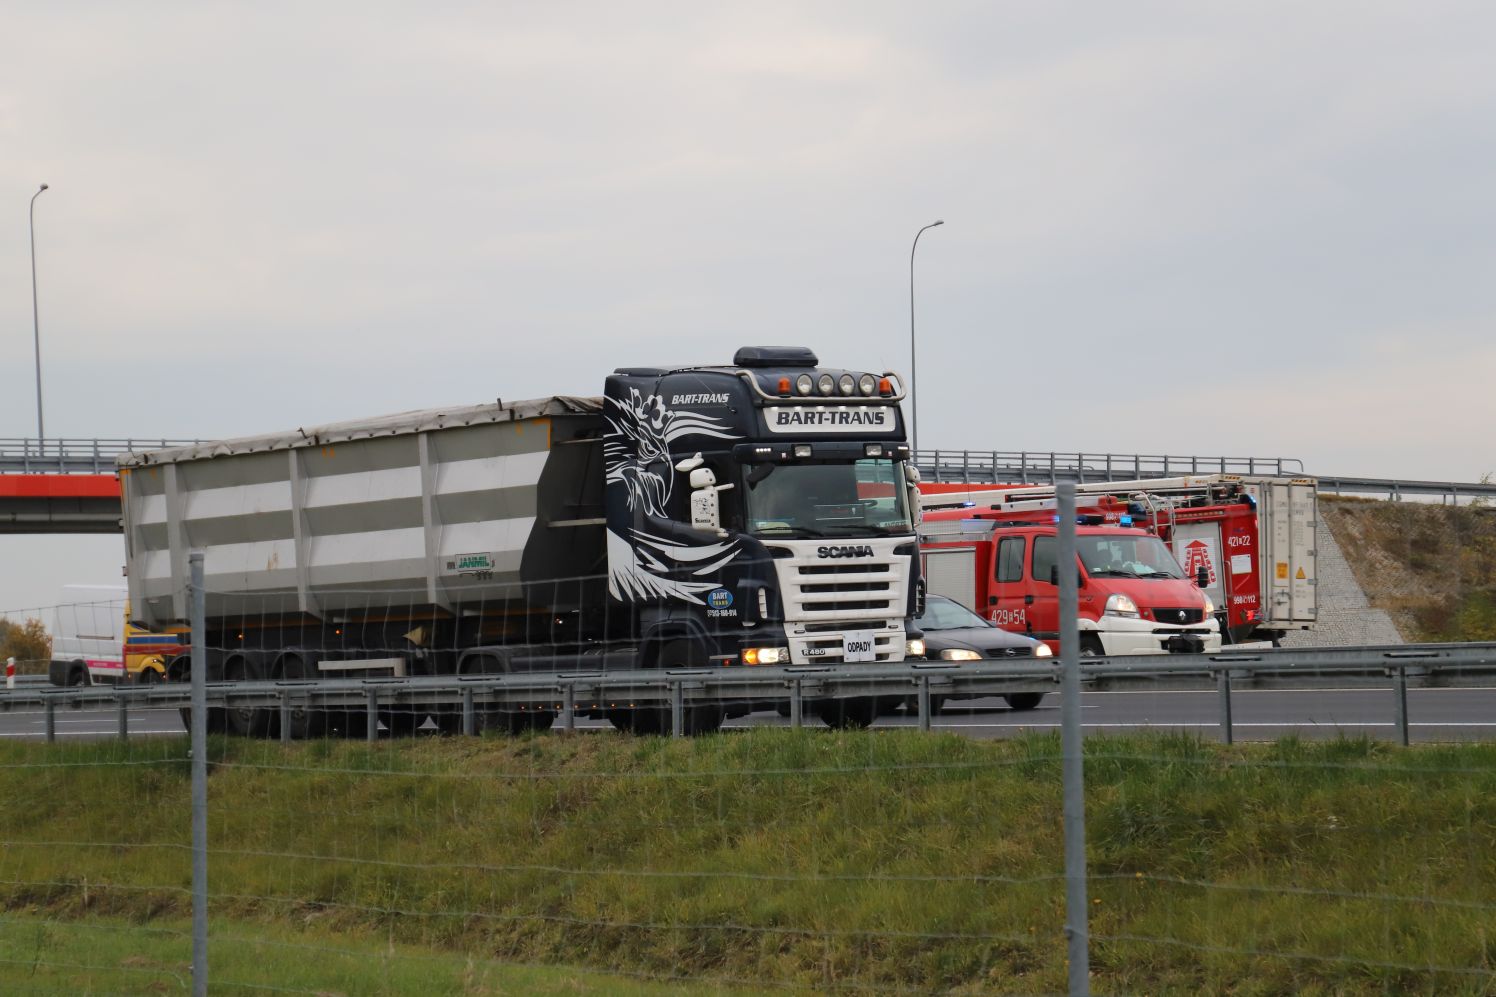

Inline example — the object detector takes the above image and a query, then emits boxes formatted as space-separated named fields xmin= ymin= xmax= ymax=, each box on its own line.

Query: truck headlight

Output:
xmin=939 ymin=648 xmax=982 ymax=661
xmin=905 ymin=638 xmax=926 ymax=658
xmin=1203 ymin=595 xmax=1215 ymax=616
xmin=1033 ymin=643 xmax=1053 ymax=658
xmin=742 ymin=646 xmax=790 ymax=665
xmin=1104 ymin=593 xmax=1140 ymax=619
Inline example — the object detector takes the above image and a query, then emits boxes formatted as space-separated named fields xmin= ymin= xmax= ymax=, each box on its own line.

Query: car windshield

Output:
xmin=915 ymin=596 xmax=989 ymax=631
xmin=1076 ymin=535 xmax=1185 ymax=579
xmin=745 ymin=459 xmax=913 ymax=538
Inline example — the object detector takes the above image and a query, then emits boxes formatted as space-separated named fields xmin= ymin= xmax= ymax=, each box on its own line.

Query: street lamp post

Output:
xmin=909 ymin=219 xmax=943 ymax=457
xmin=29 ymin=183 xmax=49 ymax=443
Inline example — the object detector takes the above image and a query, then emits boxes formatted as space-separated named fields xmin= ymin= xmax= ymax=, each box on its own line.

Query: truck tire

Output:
xmin=1003 ymin=693 xmax=1044 ymax=711
xmin=274 ymin=654 xmax=326 ymax=739
xmin=1079 ymin=635 xmax=1104 ymax=658
xmin=607 ymin=639 xmax=723 ymax=736
xmin=223 ymin=656 xmax=271 ymax=738
xmin=817 ymin=697 xmax=880 ymax=730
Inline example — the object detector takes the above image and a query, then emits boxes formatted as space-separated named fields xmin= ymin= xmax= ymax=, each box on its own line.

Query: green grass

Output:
xmin=2 ymin=730 xmax=1495 ymax=993
xmin=0 ymin=912 xmax=753 ymax=994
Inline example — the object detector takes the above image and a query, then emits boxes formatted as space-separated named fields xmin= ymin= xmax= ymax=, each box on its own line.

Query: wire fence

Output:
xmin=3 ymin=582 xmax=1496 ymax=993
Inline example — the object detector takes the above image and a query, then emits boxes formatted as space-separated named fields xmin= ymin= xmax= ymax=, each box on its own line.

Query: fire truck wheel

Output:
xmin=1079 ymin=636 xmax=1104 ymax=657
xmin=1004 ymin=693 xmax=1044 ymax=711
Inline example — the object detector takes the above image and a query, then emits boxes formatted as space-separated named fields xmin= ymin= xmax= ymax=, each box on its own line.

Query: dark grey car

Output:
xmin=915 ymin=594 xmax=1051 ymax=712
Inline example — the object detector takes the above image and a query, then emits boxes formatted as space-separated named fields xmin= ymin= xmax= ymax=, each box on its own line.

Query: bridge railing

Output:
xmin=0 ymin=438 xmax=201 ymax=474
xmin=914 ymin=449 xmax=1306 ymax=484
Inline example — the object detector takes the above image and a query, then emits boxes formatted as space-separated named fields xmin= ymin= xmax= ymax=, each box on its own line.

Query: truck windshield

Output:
xmin=1077 ymin=535 xmax=1185 ymax=579
xmin=745 ymin=459 xmax=913 ymax=538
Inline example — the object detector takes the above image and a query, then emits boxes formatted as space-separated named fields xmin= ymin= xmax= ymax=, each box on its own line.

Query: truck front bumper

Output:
xmin=1090 ymin=618 xmax=1221 ymax=656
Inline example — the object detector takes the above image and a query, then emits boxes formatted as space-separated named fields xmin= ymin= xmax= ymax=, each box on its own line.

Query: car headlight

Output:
xmin=1104 ymin=593 xmax=1140 ymax=618
xmin=1033 ymin=643 xmax=1053 ymax=658
xmin=1203 ymin=595 xmax=1215 ymax=616
xmin=905 ymin=638 xmax=926 ymax=658
xmin=939 ymin=648 xmax=982 ymax=661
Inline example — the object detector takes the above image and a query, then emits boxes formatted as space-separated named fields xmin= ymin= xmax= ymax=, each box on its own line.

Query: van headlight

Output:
xmin=906 ymin=638 xmax=926 ymax=658
xmin=1103 ymin=593 xmax=1140 ymax=619
xmin=1203 ymin=595 xmax=1215 ymax=616
xmin=939 ymin=648 xmax=982 ymax=661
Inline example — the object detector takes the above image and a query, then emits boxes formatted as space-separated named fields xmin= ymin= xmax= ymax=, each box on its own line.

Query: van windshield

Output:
xmin=1077 ymin=535 xmax=1185 ymax=579
xmin=745 ymin=459 xmax=912 ymax=538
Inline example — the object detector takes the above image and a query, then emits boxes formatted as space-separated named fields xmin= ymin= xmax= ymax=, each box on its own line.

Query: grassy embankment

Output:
xmin=1323 ymin=495 xmax=1496 ymax=640
xmin=1 ymin=729 xmax=1494 ymax=994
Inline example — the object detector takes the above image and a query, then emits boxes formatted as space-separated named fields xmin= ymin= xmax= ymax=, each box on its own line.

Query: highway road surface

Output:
xmin=2 ymin=687 xmax=1493 ymax=742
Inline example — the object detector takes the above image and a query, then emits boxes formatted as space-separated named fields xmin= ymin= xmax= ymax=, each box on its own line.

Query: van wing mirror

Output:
xmin=1196 ymin=565 xmax=1209 ymax=588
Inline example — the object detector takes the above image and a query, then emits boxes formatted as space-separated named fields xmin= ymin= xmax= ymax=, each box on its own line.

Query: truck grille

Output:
xmin=781 ymin=563 xmax=901 ymax=622
xmin=1152 ymin=608 xmax=1204 ymax=625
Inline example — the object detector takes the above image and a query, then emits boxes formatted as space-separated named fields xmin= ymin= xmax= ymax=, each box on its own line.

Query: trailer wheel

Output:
xmin=1003 ymin=693 xmax=1044 ymax=711
xmin=223 ymin=656 xmax=270 ymax=738
xmin=274 ymin=654 xmax=327 ymax=739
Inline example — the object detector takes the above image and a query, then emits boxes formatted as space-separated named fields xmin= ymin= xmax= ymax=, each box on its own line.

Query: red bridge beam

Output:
xmin=0 ymin=474 xmax=122 ymax=534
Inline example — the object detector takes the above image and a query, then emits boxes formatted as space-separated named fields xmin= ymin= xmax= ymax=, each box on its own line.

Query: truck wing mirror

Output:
xmin=1196 ymin=565 xmax=1209 ymax=588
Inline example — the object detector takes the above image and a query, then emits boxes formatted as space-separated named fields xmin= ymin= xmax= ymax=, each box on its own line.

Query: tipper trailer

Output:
xmin=119 ymin=346 xmax=925 ymax=735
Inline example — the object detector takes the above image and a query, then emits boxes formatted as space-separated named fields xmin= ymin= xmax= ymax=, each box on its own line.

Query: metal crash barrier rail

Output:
xmin=4 ymin=642 xmax=1494 ymax=744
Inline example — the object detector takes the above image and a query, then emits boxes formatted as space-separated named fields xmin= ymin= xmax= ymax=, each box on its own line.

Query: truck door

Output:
xmin=1027 ymin=535 xmax=1060 ymax=642
xmin=987 ymin=535 xmax=1030 ymax=635
xmin=1172 ymin=521 xmax=1225 ymax=609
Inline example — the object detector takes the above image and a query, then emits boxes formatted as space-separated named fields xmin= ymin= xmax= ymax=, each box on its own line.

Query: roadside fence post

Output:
xmin=1057 ymin=483 xmax=1090 ymax=995
xmin=670 ymin=681 xmax=685 ymax=737
xmin=44 ymin=698 xmax=56 ymax=742
xmin=365 ymin=691 xmax=379 ymax=741
xmin=562 ymin=684 xmax=576 ymax=733
xmin=279 ymin=693 xmax=292 ymax=745
xmin=917 ymin=675 xmax=931 ymax=732
xmin=789 ymin=679 xmax=803 ymax=728
xmin=1217 ymin=668 xmax=1234 ymax=745
xmin=461 ymin=688 xmax=475 ymax=736
xmin=1393 ymin=666 xmax=1410 ymax=747
xmin=116 ymin=693 xmax=129 ymax=741
xmin=189 ymin=551 xmax=208 ymax=997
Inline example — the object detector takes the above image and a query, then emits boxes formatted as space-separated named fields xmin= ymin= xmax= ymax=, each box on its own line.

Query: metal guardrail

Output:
xmin=6 ymin=642 xmax=1494 ymax=743
xmin=1315 ymin=475 xmax=1496 ymax=505
xmin=915 ymin=450 xmax=1306 ymax=484
xmin=0 ymin=438 xmax=201 ymax=474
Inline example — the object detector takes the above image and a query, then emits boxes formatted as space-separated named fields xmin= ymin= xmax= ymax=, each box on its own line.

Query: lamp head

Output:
xmin=39 ymin=183 xmax=48 ymax=192
xmin=932 ymin=219 xmax=944 ymax=226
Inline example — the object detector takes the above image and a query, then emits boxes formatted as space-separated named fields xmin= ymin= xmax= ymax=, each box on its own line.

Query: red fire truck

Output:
xmin=919 ymin=504 xmax=1221 ymax=656
xmin=918 ymin=475 xmax=1318 ymax=645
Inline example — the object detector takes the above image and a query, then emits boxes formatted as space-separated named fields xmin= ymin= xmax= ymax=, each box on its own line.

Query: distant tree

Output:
xmin=0 ymin=617 xmax=51 ymax=667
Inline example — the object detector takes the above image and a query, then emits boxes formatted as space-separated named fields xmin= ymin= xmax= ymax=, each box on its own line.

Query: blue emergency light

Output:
xmin=1119 ymin=514 xmax=1133 ymax=526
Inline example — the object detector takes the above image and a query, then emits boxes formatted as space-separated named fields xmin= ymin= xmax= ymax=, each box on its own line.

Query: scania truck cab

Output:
xmin=603 ymin=346 xmax=924 ymax=673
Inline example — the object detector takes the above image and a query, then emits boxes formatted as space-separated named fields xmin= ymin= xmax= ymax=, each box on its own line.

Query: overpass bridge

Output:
xmin=4 ymin=439 xmax=1495 ymax=535
xmin=1 ymin=439 xmax=198 ymax=534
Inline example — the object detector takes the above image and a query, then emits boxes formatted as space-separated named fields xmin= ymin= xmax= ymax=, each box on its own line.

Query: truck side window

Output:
xmin=996 ymin=537 xmax=1026 ymax=583
xmin=1032 ymin=536 xmax=1056 ymax=585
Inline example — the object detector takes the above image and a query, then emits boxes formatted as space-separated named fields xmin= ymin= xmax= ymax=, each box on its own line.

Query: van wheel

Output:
xmin=67 ymin=663 xmax=88 ymax=687
xmin=1004 ymin=693 xmax=1044 ymax=711
xmin=1079 ymin=636 xmax=1104 ymax=657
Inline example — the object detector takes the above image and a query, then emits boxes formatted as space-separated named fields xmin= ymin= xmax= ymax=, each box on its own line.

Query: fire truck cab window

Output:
xmin=996 ymin=537 xmax=1026 ymax=583
xmin=1032 ymin=536 xmax=1056 ymax=584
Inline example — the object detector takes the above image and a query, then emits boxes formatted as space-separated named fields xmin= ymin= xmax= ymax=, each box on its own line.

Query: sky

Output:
xmin=2 ymin=2 xmax=1495 ymax=617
